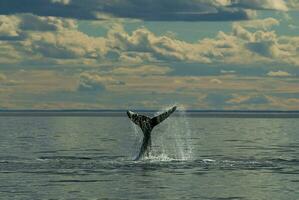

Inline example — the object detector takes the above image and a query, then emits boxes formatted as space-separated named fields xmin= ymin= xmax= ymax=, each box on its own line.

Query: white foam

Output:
xmin=203 ymin=159 xmax=215 ymax=162
xmin=143 ymin=153 xmax=188 ymax=162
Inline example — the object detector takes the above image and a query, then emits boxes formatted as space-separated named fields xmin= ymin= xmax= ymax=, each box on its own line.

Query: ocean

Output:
xmin=0 ymin=111 xmax=298 ymax=200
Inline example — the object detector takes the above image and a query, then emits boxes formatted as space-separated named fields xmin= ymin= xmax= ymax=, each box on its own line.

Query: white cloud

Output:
xmin=231 ymin=19 xmax=299 ymax=64
xmin=27 ymin=30 xmax=106 ymax=60
xmin=107 ymin=26 xmax=211 ymax=63
xmin=0 ymin=15 xmax=20 ymax=38
xmin=1 ymin=15 xmax=299 ymax=70
xmin=210 ymin=78 xmax=222 ymax=84
xmin=51 ymin=0 xmax=71 ymax=5
xmin=106 ymin=18 xmax=293 ymax=67
xmin=221 ymin=70 xmax=236 ymax=74
xmin=287 ymin=0 xmax=299 ymax=10
xmin=265 ymin=95 xmax=299 ymax=110
xmin=227 ymin=94 xmax=270 ymax=105
xmin=235 ymin=18 xmax=280 ymax=30
xmin=234 ymin=0 xmax=288 ymax=11
xmin=78 ymin=72 xmax=125 ymax=92
xmin=267 ymin=70 xmax=292 ymax=77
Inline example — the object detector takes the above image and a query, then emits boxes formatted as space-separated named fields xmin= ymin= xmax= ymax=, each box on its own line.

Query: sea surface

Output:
xmin=0 ymin=112 xmax=298 ymax=200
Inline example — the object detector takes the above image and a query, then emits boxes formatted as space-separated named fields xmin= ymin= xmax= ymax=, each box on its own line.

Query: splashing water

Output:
xmin=130 ymin=122 xmax=142 ymax=158
xmin=130 ymin=105 xmax=193 ymax=161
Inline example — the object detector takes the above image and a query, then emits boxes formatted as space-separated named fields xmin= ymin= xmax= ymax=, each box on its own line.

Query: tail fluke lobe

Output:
xmin=150 ymin=106 xmax=177 ymax=127
xmin=127 ymin=111 xmax=152 ymax=132
xmin=126 ymin=111 xmax=140 ymax=126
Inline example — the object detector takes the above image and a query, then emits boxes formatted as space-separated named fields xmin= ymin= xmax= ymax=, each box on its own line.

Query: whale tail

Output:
xmin=127 ymin=106 xmax=177 ymax=160
xmin=127 ymin=106 xmax=177 ymax=131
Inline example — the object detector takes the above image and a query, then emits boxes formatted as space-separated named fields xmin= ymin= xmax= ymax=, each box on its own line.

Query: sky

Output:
xmin=0 ymin=0 xmax=299 ymax=110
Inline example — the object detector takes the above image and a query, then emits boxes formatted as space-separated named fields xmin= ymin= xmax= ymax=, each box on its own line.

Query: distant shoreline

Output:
xmin=0 ymin=110 xmax=299 ymax=118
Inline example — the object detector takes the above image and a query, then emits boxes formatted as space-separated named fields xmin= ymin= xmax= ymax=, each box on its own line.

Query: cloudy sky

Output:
xmin=0 ymin=0 xmax=299 ymax=110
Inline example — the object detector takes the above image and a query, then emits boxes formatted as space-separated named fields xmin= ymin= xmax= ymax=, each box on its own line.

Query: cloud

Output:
xmin=232 ymin=22 xmax=280 ymax=58
xmin=240 ymin=95 xmax=270 ymax=104
xmin=112 ymin=65 xmax=172 ymax=76
xmin=0 ymin=14 xmax=77 ymax=41
xmin=78 ymin=74 xmax=106 ymax=92
xmin=287 ymin=0 xmax=299 ymax=10
xmin=226 ymin=94 xmax=270 ymax=106
xmin=0 ymin=15 xmax=21 ymax=40
xmin=78 ymin=72 xmax=125 ymax=92
xmin=99 ymin=0 xmax=252 ymax=21
xmin=204 ymin=93 xmax=233 ymax=107
xmin=1 ymin=14 xmax=299 ymax=69
xmin=0 ymin=15 xmax=111 ymax=64
xmin=260 ymin=95 xmax=299 ymax=110
xmin=19 ymin=14 xmax=77 ymax=31
xmin=0 ymin=73 xmax=6 ymax=81
xmin=1 ymin=15 xmax=299 ymax=68
xmin=0 ymin=0 xmax=266 ymax=21
xmin=152 ymin=91 xmax=297 ymax=110
xmin=225 ymin=93 xmax=299 ymax=110
xmin=231 ymin=0 xmax=288 ymax=11
xmin=210 ymin=78 xmax=222 ymax=84
xmin=0 ymin=15 xmax=107 ymax=62
xmin=108 ymin=26 xmax=211 ymax=63
xmin=2 ymin=66 xmax=298 ymax=109
xmin=51 ymin=0 xmax=71 ymax=5
xmin=1 ymin=0 xmax=296 ymax=23
xmin=267 ymin=70 xmax=292 ymax=77
xmin=231 ymin=20 xmax=299 ymax=64
xmin=0 ymin=42 xmax=22 ymax=64
xmin=221 ymin=70 xmax=236 ymax=74
xmin=235 ymin=18 xmax=280 ymax=30
xmin=0 ymin=0 xmax=96 ymax=20
xmin=27 ymin=30 xmax=106 ymax=60
xmin=0 ymin=15 xmax=108 ymax=68
xmin=226 ymin=94 xmax=251 ymax=104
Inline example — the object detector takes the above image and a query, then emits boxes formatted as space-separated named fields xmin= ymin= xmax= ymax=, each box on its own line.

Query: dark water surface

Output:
xmin=0 ymin=116 xmax=298 ymax=200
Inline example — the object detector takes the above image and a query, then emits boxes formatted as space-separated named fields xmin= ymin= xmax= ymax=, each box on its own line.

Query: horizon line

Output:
xmin=0 ymin=109 xmax=299 ymax=112
xmin=1 ymin=109 xmax=298 ymax=118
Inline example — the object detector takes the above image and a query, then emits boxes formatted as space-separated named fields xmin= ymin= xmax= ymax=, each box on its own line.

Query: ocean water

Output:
xmin=0 ymin=113 xmax=298 ymax=200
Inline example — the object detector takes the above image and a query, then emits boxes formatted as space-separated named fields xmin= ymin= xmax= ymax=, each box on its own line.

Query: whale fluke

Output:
xmin=127 ymin=106 xmax=177 ymax=160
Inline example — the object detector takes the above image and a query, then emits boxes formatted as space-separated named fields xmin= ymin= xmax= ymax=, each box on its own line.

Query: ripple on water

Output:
xmin=0 ymin=155 xmax=294 ymax=173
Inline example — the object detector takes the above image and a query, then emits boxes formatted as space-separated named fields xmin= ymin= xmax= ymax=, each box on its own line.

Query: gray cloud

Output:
xmin=19 ymin=14 xmax=76 ymax=31
xmin=0 ymin=0 xmax=259 ymax=21
xmin=0 ymin=0 xmax=96 ymax=19
xmin=99 ymin=0 xmax=252 ymax=21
